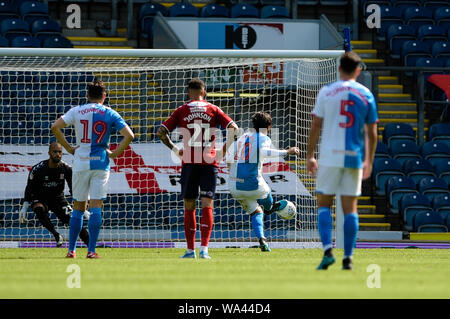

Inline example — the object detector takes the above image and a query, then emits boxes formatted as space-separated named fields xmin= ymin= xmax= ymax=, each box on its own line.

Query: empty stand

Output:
xmin=19 ymin=0 xmax=49 ymax=25
xmin=373 ymin=158 xmax=405 ymax=196
xmin=382 ymin=122 xmax=416 ymax=147
xmin=418 ymin=176 xmax=450 ymax=203
xmin=434 ymin=6 xmax=450 ymax=29
xmin=1 ymin=18 xmax=30 ymax=40
xmin=413 ymin=210 xmax=448 ymax=232
xmin=403 ymin=6 xmax=434 ymax=29
xmin=11 ymin=35 xmax=40 ymax=47
xmin=200 ymin=3 xmax=229 ymax=18
xmin=31 ymin=18 xmax=62 ymax=41
xmin=403 ymin=158 xmax=436 ymax=184
xmin=169 ymin=2 xmax=198 ymax=17
xmin=417 ymin=24 xmax=448 ymax=45
xmin=387 ymin=24 xmax=417 ymax=59
xmin=401 ymin=40 xmax=432 ymax=66
xmin=260 ymin=5 xmax=289 ymax=19
xmin=231 ymin=3 xmax=259 ymax=18
xmin=399 ymin=193 xmax=432 ymax=231
xmin=389 ymin=139 xmax=422 ymax=166
xmin=386 ymin=175 xmax=418 ymax=213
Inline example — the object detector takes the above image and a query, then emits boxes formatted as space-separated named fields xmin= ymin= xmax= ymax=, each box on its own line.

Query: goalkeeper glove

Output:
xmin=19 ymin=201 xmax=30 ymax=223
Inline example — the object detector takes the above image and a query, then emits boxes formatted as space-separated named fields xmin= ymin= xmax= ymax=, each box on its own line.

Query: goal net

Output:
xmin=0 ymin=49 xmax=341 ymax=249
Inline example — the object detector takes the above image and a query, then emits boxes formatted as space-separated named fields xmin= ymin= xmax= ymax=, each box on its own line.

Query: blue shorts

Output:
xmin=180 ymin=164 xmax=218 ymax=199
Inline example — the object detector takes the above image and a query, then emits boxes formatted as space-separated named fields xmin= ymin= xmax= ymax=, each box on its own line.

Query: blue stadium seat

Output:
xmin=373 ymin=158 xmax=405 ymax=196
xmin=413 ymin=210 xmax=448 ymax=232
xmin=403 ymin=158 xmax=436 ymax=184
xmin=418 ymin=176 xmax=450 ymax=203
xmin=424 ymin=1 xmax=450 ymax=10
xmin=429 ymin=122 xmax=450 ymax=147
xmin=393 ymin=0 xmax=421 ymax=8
xmin=387 ymin=24 xmax=416 ymax=59
xmin=417 ymin=25 xmax=448 ymax=45
xmin=432 ymin=41 xmax=450 ymax=62
xmin=320 ymin=0 xmax=349 ymax=5
xmin=20 ymin=0 xmax=49 ymax=25
xmin=42 ymin=35 xmax=73 ymax=48
xmin=401 ymin=40 xmax=432 ymax=67
xmin=231 ymin=4 xmax=259 ymax=18
xmin=421 ymin=141 xmax=450 ymax=168
xmin=399 ymin=193 xmax=432 ymax=231
xmin=0 ymin=1 xmax=19 ymax=20
xmin=200 ymin=3 xmax=229 ymax=18
xmin=382 ymin=122 xmax=416 ymax=147
xmin=377 ymin=6 xmax=403 ymax=41
xmin=375 ymin=141 xmax=390 ymax=159
xmin=10 ymin=35 xmax=40 ymax=47
xmin=0 ymin=36 xmax=8 ymax=46
xmin=139 ymin=2 xmax=168 ymax=41
xmin=261 ymin=5 xmax=289 ymax=19
xmin=415 ymin=57 xmax=444 ymax=80
xmin=386 ymin=176 xmax=418 ymax=213
xmin=31 ymin=19 xmax=61 ymax=41
xmin=361 ymin=0 xmax=392 ymax=13
xmin=297 ymin=0 xmax=319 ymax=6
xmin=403 ymin=7 xmax=434 ymax=29
xmin=434 ymin=159 xmax=450 ymax=185
xmin=432 ymin=194 xmax=450 ymax=220
xmin=169 ymin=2 xmax=198 ymax=17
xmin=0 ymin=18 xmax=30 ymax=40
xmin=389 ymin=139 xmax=422 ymax=166
xmin=434 ymin=6 xmax=450 ymax=29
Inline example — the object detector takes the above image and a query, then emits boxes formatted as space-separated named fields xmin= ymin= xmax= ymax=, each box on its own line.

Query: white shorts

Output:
xmin=316 ymin=166 xmax=362 ymax=197
xmin=229 ymin=181 xmax=270 ymax=214
xmin=72 ymin=170 xmax=110 ymax=202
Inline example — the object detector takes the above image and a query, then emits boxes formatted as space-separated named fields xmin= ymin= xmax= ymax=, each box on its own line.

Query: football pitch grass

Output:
xmin=0 ymin=248 xmax=449 ymax=299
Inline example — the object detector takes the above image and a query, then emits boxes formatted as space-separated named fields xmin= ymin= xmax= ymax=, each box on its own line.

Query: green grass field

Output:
xmin=0 ymin=248 xmax=449 ymax=299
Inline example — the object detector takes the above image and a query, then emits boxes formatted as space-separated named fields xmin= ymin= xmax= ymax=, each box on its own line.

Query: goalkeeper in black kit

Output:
xmin=18 ymin=142 xmax=90 ymax=247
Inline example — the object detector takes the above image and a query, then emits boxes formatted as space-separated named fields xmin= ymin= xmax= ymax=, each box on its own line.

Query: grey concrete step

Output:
xmin=378 ymin=84 xmax=404 ymax=94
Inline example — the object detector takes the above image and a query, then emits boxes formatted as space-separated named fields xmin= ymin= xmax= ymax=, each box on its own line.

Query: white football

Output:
xmin=276 ymin=200 xmax=297 ymax=220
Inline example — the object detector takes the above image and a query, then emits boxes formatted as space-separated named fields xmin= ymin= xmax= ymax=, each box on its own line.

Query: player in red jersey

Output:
xmin=157 ymin=78 xmax=238 ymax=259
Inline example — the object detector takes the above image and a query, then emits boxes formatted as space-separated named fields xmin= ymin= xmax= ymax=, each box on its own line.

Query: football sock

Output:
xmin=257 ymin=193 xmax=273 ymax=213
xmin=344 ymin=213 xmax=359 ymax=258
xmin=200 ymin=207 xmax=213 ymax=247
xmin=88 ymin=207 xmax=102 ymax=253
xmin=251 ymin=212 xmax=264 ymax=239
xmin=79 ymin=228 xmax=90 ymax=246
xmin=200 ymin=246 xmax=208 ymax=253
xmin=68 ymin=209 xmax=84 ymax=251
xmin=34 ymin=206 xmax=58 ymax=238
xmin=318 ymin=206 xmax=333 ymax=252
xmin=184 ymin=209 xmax=196 ymax=250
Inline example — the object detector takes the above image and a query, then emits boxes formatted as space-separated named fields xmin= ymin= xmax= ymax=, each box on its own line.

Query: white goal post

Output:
xmin=0 ymin=48 xmax=343 ymax=249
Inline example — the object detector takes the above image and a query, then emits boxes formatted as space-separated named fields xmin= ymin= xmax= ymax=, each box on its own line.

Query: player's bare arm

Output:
xmin=106 ymin=125 xmax=135 ymax=159
xmin=219 ymin=122 xmax=239 ymax=161
xmin=156 ymin=125 xmax=182 ymax=156
xmin=306 ymin=116 xmax=323 ymax=176
xmin=51 ymin=118 xmax=78 ymax=155
xmin=287 ymin=147 xmax=300 ymax=156
xmin=363 ymin=122 xmax=378 ymax=180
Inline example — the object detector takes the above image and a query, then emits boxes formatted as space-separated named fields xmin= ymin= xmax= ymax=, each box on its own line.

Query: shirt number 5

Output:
xmin=339 ymin=100 xmax=355 ymax=128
